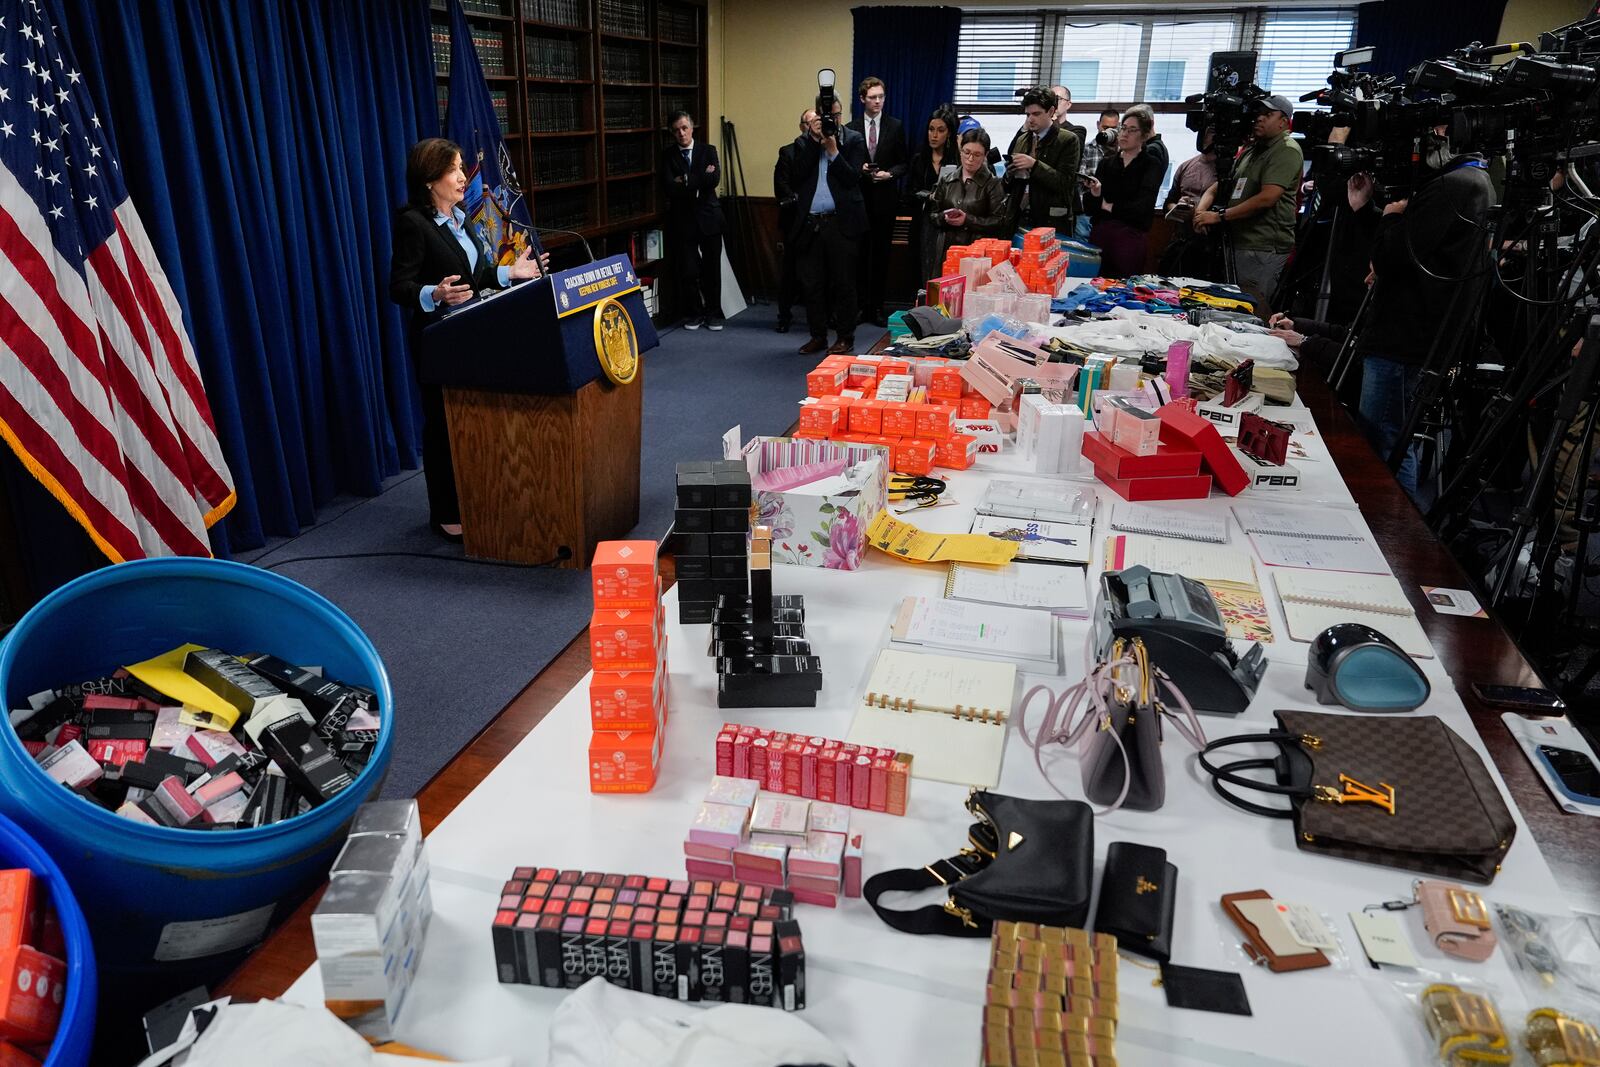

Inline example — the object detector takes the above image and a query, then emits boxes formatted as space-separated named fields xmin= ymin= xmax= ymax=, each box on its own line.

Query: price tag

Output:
xmin=1275 ymin=901 xmax=1339 ymax=952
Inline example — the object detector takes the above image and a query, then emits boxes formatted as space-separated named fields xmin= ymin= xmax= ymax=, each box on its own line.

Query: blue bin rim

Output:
xmin=0 ymin=557 xmax=394 ymax=842
xmin=0 ymin=809 xmax=96 ymax=1065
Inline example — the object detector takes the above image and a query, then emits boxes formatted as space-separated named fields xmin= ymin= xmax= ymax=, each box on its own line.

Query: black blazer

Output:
xmin=774 ymin=141 xmax=799 ymax=236
xmin=388 ymin=205 xmax=503 ymax=326
xmin=660 ymin=141 xmax=724 ymax=237
xmin=846 ymin=112 xmax=908 ymax=216
xmin=786 ymin=128 xmax=869 ymax=241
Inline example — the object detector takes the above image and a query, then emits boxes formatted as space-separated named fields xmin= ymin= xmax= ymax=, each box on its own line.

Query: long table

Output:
xmin=219 ymin=371 xmax=1600 ymax=1064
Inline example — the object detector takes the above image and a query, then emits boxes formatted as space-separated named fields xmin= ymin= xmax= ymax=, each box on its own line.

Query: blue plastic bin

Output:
xmin=0 ymin=812 xmax=96 ymax=1067
xmin=0 ymin=557 xmax=393 ymax=1021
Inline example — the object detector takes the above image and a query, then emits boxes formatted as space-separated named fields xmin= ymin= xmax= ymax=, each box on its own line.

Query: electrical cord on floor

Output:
xmin=260 ymin=547 xmax=571 ymax=571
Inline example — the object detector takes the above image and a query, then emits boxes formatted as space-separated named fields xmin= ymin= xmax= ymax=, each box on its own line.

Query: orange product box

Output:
xmin=915 ymin=405 xmax=954 ymax=440
xmin=959 ymin=395 xmax=992 ymax=420
xmin=589 ymin=607 xmax=658 ymax=671
xmin=0 ymin=946 xmax=63 ymax=1045
xmin=588 ymin=728 xmax=661 ymax=794
xmin=893 ymin=439 xmax=936 ymax=476
xmin=590 ymin=541 xmax=659 ymax=609
xmin=589 ymin=668 xmax=661 ymax=732
xmin=795 ymin=424 xmax=832 ymax=440
xmin=848 ymin=398 xmax=884 ymax=434
xmin=934 ymin=433 xmax=978 ymax=470
xmin=816 ymin=394 xmax=854 ymax=415
xmin=797 ymin=401 xmax=843 ymax=436
xmin=880 ymin=402 xmax=918 ymax=438
xmin=876 ymin=358 xmax=911 ymax=380
xmin=928 ymin=367 xmax=965 ymax=399
xmin=0 ymin=873 xmax=36 ymax=956
xmin=806 ymin=365 xmax=846 ymax=397
xmin=887 ymin=753 xmax=912 ymax=816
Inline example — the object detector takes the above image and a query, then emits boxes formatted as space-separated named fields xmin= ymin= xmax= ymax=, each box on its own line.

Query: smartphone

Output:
xmin=1536 ymin=745 xmax=1600 ymax=803
xmin=1470 ymin=683 xmax=1566 ymax=713
xmin=943 ymin=208 xmax=961 ymax=220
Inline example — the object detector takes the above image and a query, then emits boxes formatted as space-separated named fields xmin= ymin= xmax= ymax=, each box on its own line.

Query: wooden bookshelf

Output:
xmin=429 ymin=0 xmax=706 ymax=290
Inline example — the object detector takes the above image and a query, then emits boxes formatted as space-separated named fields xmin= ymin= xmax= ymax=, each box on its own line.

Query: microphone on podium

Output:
xmin=534 ymin=226 xmax=597 ymax=265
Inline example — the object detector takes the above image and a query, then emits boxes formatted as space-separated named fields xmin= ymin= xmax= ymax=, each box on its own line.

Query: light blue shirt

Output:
xmin=418 ymin=206 xmax=513 ymax=312
xmin=808 ymin=144 xmax=840 ymax=215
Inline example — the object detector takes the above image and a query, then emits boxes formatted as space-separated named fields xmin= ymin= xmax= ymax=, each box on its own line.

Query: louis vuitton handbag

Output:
xmin=863 ymin=790 xmax=1094 ymax=936
xmin=1197 ymin=710 xmax=1516 ymax=884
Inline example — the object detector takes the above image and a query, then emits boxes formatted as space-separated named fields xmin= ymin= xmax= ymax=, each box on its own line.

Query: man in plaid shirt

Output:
xmin=1075 ymin=109 xmax=1121 ymax=241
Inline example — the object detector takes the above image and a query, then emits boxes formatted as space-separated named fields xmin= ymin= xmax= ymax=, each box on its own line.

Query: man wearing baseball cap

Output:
xmin=1192 ymin=93 xmax=1303 ymax=312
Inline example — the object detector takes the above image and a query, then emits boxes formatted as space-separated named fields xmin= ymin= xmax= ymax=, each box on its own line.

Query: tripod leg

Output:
xmin=1329 ymin=282 xmax=1374 ymax=393
xmin=1385 ymin=283 xmax=1471 ymax=471
xmin=1491 ymin=315 xmax=1600 ymax=609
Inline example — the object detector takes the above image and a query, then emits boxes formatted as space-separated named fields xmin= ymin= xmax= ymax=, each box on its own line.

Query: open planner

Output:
xmin=1232 ymin=503 xmax=1388 ymax=574
xmin=1272 ymin=570 xmax=1434 ymax=658
xmin=846 ymin=647 xmax=1017 ymax=787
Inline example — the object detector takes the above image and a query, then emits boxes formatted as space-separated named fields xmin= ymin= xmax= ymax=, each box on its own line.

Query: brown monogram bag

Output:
xmin=1198 ymin=710 xmax=1517 ymax=885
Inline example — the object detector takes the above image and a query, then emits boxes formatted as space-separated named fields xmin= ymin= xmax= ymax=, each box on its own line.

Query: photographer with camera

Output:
xmin=1077 ymin=109 xmax=1121 ymax=240
xmin=1004 ymin=87 xmax=1081 ymax=238
xmin=790 ymin=83 xmax=869 ymax=356
xmin=1193 ymin=94 xmax=1303 ymax=313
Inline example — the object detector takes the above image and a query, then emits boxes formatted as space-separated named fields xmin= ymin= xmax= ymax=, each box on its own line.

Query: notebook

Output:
xmin=846 ymin=648 xmax=1017 ymax=786
xmin=1273 ymin=571 xmax=1434 ymax=659
xmin=945 ymin=561 xmax=1089 ymax=617
xmin=1111 ymin=502 xmax=1229 ymax=545
xmin=892 ymin=596 xmax=1058 ymax=665
xmin=1232 ymin=504 xmax=1388 ymax=574
xmin=1104 ymin=534 xmax=1274 ymax=642
xmin=970 ymin=513 xmax=1093 ymax=564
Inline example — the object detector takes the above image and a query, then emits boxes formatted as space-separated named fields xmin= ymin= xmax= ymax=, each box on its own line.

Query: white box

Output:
xmin=1197 ymin=390 xmax=1264 ymax=429
xmin=1234 ymin=450 xmax=1302 ymax=491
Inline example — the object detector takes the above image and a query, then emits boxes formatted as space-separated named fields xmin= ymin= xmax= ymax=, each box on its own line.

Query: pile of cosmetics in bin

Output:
xmin=9 ymin=645 xmax=380 ymax=829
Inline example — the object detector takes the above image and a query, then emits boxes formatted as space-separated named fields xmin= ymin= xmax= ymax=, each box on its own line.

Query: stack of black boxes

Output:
xmin=673 ymin=461 xmax=752 ymax=625
xmin=711 ymin=526 xmax=823 ymax=709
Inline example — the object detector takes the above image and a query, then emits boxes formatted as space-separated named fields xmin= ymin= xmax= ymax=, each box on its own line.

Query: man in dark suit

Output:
xmin=772 ymin=110 xmax=813 ymax=334
xmin=846 ymin=76 xmax=908 ymax=327
xmin=1004 ymin=86 xmax=1081 ymax=236
xmin=661 ymin=110 xmax=726 ymax=330
xmin=789 ymin=96 xmax=868 ymax=355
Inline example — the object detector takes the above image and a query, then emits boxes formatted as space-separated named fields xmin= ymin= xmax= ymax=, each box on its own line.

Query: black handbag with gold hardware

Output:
xmin=1198 ymin=710 xmax=1517 ymax=885
xmin=863 ymin=790 xmax=1094 ymax=936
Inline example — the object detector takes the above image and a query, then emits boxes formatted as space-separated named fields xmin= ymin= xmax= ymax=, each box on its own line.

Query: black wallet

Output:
xmin=1093 ymin=841 xmax=1177 ymax=962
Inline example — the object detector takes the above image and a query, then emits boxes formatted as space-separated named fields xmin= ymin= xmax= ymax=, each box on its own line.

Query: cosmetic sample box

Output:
xmin=490 ymin=867 xmax=805 ymax=1010
xmin=673 ymin=461 xmax=751 ymax=625
xmin=588 ymin=541 xmax=670 ymax=793
xmin=710 ymin=529 xmax=822 ymax=709
xmin=713 ymin=724 xmax=910 ymax=816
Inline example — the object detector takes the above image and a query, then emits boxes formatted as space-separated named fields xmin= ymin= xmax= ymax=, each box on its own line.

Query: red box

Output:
xmin=588 ymin=729 xmax=661 ymax=794
xmin=715 ymin=730 xmax=736 ymax=776
xmin=929 ymin=367 xmax=965 ymax=399
xmin=85 ymin=738 xmax=147 ymax=767
xmin=880 ymin=402 xmax=917 ymax=438
xmin=590 ymin=608 xmax=658 ymax=671
xmin=887 ymin=754 xmax=911 ymax=816
xmin=0 ymin=874 xmax=36 ymax=956
xmin=750 ymin=736 xmax=771 ymax=782
xmin=1157 ymin=402 xmax=1251 ymax=496
xmin=590 ymin=669 xmax=660 ymax=732
xmin=893 ymin=439 xmax=935 ymax=476
xmin=1094 ymin=469 xmax=1214 ymax=502
xmin=797 ymin=402 xmax=843 ymax=437
xmin=591 ymin=541 xmax=659 ymax=609
xmin=731 ymin=734 xmax=751 ymax=777
xmin=0 ymin=945 xmax=63 ymax=1045
xmin=830 ymin=751 xmax=853 ymax=808
xmin=807 ymin=366 xmax=846 ymax=396
xmin=934 ymin=433 xmax=977 ymax=470
xmin=1080 ymin=431 xmax=1203 ymax=479
xmin=0 ymin=1041 xmax=43 ymax=1067
xmin=869 ymin=758 xmax=891 ymax=813
xmin=850 ymin=754 xmax=873 ymax=810
xmin=848 ymin=399 xmax=884 ymax=435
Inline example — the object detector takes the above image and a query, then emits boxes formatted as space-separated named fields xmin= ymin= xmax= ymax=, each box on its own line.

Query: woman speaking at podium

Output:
xmin=389 ymin=137 xmax=546 ymax=542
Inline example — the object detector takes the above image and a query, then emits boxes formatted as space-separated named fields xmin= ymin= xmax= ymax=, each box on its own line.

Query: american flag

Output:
xmin=0 ymin=0 xmax=234 ymax=561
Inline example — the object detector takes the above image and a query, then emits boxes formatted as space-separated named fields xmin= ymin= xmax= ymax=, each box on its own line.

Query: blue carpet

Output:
xmin=239 ymin=302 xmax=881 ymax=798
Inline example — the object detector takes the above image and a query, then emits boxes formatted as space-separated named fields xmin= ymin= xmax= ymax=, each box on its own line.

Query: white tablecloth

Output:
xmin=284 ymin=405 xmax=1576 ymax=1066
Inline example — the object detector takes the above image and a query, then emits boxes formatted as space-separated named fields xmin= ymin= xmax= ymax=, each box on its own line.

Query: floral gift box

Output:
xmin=741 ymin=437 xmax=889 ymax=570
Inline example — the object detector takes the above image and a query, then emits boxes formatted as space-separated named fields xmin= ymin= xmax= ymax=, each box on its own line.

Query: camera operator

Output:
xmin=772 ymin=109 xmax=813 ymax=334
xmin=790 ymin=95 xmax=868 ymax=355
xmin=1193 ymin=94 xmax=1303 ymax=313
xmin=1004 ymin=87 xmax=1081 ymax=238
xmin=1076 ymin=109 xmax=1121 ymax=241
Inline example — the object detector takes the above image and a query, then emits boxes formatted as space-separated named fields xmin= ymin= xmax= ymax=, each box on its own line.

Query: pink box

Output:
xmin=732 ymin=840 xmax=787 ymax=879
xmin=715 ymin=731 xmax=736 ymax=776
xmin=688 ymin=801 xmax=749 ymax=852
xmin=808 ymin=801 xmax=852 ymax=837
xmin=781 ymin=741 xmax=804 ymax=796
xmin=705 ymin=775 xmax=759 ymax=810
xmin=749 ymin=737 xmax=771 ymax=783
xmin=734 ymin=867 xmax=786 ymax=889
xmin=798 ymin=745 xmax=820 ymax=799
xmin=153 ymin=776 xmax=203 ymax=826
xmin=791 ymin=887 xmax=839 ymax=908
xmin=731 ymin=734 xmax=751 ymax=777
xmin=684 ymin=835 xmax=735 ymax=863
xmin=869 ymin=757 xmax=890 ymax=813
xmin=686 ymin=859 xmax=736 ymax=881
xmin=850 ymin=754 xmax=873 ymax=810
xmin=789 ymin=872 xmax=843 ymax=896
xmin=787 ymin=832 xmax=844 ymax=880
xmin=831 ymin=751 xmax=853 ymax=807
xmin=843 ymin=832 xmax=864 ymax=898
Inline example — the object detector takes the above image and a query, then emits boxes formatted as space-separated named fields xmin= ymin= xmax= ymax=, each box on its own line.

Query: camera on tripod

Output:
xmin=1185 ymin=51 xmax=1269 ymax=155
xmin=816 ymin=68 xmax=839 ymax=139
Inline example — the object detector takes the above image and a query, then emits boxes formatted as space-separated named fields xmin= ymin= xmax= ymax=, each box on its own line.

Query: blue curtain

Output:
xmin=1354 ymin=0 xmax=1510 ymax=81
xmin=54 ymin=0 xmax=438 ymax=556
xmin=850 ymin=6 xmax=961 ymax=141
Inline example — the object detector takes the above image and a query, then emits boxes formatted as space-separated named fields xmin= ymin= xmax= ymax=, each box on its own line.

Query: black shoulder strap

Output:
xmin=1197 ymin=732 xmax=1311 ymax=817
xmin=863 ymin=852 xmax=991 ymax=937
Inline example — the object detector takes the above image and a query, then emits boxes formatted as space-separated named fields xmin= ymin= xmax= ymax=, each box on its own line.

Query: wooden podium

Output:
xmin=419 ymin=256 xmax=658 ymax=568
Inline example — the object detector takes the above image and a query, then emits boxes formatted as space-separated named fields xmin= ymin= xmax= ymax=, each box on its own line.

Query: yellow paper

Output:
xmin=866 ymin=510 xmax=1019 ymax=565
xmin=125 ymin=643 xmax=242 ymax=730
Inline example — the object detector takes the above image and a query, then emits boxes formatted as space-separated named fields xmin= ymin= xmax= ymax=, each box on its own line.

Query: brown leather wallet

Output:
xmin=1220 ymin=890 xmax=1330 ymax=973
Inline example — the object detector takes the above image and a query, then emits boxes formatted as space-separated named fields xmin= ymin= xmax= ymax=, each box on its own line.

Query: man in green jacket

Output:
xmin=1004 ymin=86 xmax=1081 ymax=237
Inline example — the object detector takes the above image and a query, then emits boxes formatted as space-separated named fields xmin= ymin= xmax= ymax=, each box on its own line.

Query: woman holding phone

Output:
xmin=1084 ymin=105 xmax=1165 ymax=278
xmin=926 ymin=129 xmax=1008 ymax=272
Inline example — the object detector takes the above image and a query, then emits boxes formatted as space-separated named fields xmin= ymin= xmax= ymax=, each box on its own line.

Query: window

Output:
xmin=1146 ymin=61 xmax=1186 ymax=101
xmin=977 ymin=61 xmax=1020 ymax=103
xmin=1146 ymin=18 xmax=1240 ymax=100
xmin=954 ymin=17 xmax=1043 ymax=107
xmin=1254 ymin=10 xmax=1359 ymax=101
xmin=1058 ymin=60 xmax=1100 ymax=102
xmin=1057 ymin=22 xmax=1141 ymax=103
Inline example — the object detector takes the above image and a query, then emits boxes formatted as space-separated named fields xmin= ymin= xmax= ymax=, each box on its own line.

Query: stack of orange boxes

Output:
xmin=800 ymin=355 xmax=985 ymax=474
xmin=588 ymin=541 xmax=668 ymax=793
xmin=943 ymin=230 xmax=1069 ymax=296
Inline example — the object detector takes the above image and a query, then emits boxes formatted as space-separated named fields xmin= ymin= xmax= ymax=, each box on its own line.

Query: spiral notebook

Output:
xmin=945 ymin=561 xmax=1089 ymax=617
xmin=846 ymin=648 xmax=1016 ymax=787
xmin=1111 ymin=502 xmax=1229 ymax=545
xmin=1273 ymin=571 xmax=1434 ymax=658
xmin=1232 ymin=504 xmax=1388 ymax=574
